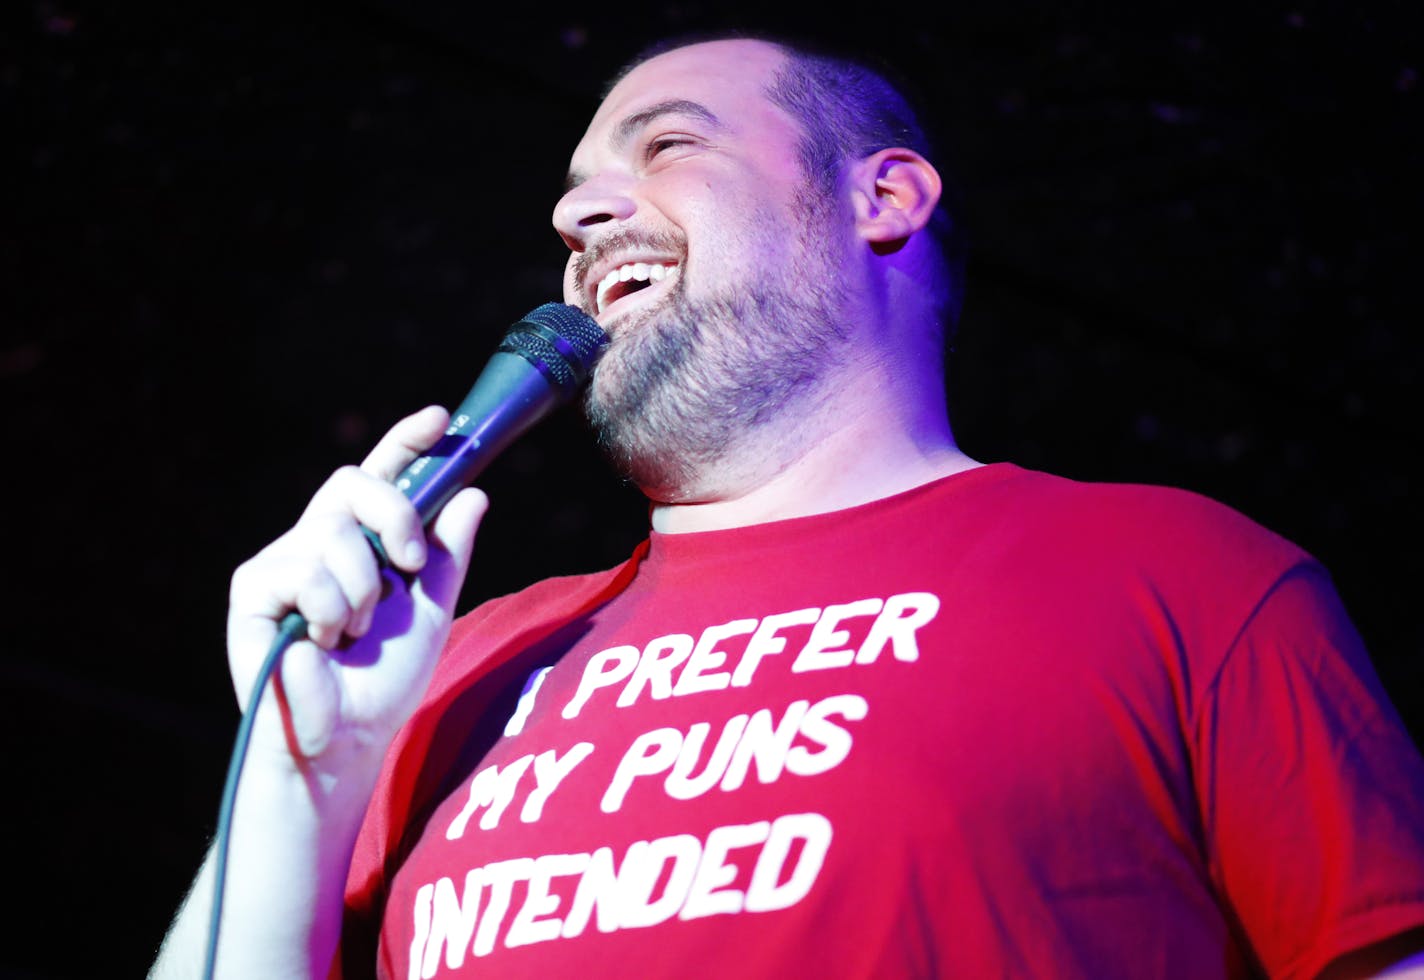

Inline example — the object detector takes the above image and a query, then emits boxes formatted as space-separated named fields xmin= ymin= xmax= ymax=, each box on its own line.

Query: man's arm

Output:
xmin=149 ymin=407 xmax=487 ymax=980
xmin=148 ymin=755 xmax=381 ymax=979
xmin=1195 ymin=566 xmax=1424 ymax=978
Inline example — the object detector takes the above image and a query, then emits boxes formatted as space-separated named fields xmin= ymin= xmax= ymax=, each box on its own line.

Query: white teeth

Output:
xmin=595 ymin=262 xmax=674 ymax=314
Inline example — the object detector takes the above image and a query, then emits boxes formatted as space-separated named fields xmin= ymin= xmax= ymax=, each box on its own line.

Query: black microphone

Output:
xmin=364 ymin=301 xmax=608 ymax=564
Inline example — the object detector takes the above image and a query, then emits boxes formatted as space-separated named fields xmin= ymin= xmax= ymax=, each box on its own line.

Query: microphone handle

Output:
xmin=398 ymin=351 xmax=563 ymax=524
xmin=360 ymin=350 xmax=563 ymax=567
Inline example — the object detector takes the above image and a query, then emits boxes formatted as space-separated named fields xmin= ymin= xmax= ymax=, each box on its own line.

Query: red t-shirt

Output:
xmin=345 ymin=464 xmax=1424 ymax=978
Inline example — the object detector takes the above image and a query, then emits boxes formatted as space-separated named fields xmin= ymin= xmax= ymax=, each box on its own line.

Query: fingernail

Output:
xmin=405 ymin=539 xmax=426 ymax=566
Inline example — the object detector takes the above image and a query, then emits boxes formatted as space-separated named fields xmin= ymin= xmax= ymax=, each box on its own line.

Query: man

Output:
xmin=152 ymin=34 xmax=1424 ymax=979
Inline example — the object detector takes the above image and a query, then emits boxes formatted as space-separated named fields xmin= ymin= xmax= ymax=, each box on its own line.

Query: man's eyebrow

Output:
xmin=564 ymin=98 xmax=724 ymax=192
xmin=610 ymin=98 xmax=723 ymax=150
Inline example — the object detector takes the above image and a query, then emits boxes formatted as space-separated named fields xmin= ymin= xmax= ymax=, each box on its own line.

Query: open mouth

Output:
xmin=595 ymin=262 xmax=677 ymax=315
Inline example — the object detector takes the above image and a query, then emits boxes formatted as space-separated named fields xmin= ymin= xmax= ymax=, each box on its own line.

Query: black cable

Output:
xmin=202 ymin=610 xmax=311 ymax=980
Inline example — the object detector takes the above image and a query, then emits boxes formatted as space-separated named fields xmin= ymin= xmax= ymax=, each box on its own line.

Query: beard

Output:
xmin=581 ymin=189 xmax=850 ymax=501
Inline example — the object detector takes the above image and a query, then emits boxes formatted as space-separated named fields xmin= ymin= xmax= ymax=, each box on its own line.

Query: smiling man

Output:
xmin=558 ymin=39 xmax=973 ymax=512
xmin=151 ymin=34 xmax=1424 ymax=980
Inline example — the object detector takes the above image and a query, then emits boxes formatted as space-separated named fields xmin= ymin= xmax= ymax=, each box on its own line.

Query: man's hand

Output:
xmin=226 ymin=404 xmax=488 ymax=774
xmin=151 ymin=406 xmax=488 ymax=980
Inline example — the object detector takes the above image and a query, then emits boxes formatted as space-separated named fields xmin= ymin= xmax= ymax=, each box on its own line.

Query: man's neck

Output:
xmin=647 ymin=402 xmax=981 ymax=535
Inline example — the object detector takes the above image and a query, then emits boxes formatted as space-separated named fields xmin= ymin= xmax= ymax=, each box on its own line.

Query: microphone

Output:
xmin=365 ymin=301 xmax=608 ymax=563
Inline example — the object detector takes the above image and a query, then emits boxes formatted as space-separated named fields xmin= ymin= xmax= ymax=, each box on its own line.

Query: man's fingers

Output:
xmin=230 ymin=478 xmax=485 ymax=662
xmin=302 ymin=466 xmax=428 ymax=574
xmin=360 ymin=405 xmax=450 ymax=482
xmin=316 ymin=519 xmax=387 ymax=639
xmin=231 ymin=546 xmax=357 ymax=652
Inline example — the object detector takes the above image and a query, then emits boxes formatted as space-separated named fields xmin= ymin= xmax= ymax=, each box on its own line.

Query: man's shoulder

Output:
xmin=1002 ymin=464 xmax=1299 ymax=539
xmin=963 ymin=464 xmax=1316 ymax=580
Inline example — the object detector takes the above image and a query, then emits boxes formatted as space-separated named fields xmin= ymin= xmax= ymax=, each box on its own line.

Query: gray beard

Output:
xmin=584 ymin=256 xmax=847 ymax=501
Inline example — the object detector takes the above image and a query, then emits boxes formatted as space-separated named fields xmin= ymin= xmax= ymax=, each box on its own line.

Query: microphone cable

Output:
xmin=203 ymin=610 xmax=309 ymax=980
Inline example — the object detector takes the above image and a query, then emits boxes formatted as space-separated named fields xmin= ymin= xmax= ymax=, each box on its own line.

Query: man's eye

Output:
xmin=646 ymin=137 xmax=691 ymax=160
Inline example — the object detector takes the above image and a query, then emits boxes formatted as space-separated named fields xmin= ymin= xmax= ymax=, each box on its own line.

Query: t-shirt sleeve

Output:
xmin=1194 ymin=563 xmax=1424 ymax=978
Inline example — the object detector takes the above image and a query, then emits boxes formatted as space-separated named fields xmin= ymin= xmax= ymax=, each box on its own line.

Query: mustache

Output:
xmin=570 ymin=229 xmax=686 ymax=298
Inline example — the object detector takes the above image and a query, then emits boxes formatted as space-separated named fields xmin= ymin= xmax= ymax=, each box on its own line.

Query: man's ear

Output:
xmin=850 ymin=148 xmax=943 ymax=253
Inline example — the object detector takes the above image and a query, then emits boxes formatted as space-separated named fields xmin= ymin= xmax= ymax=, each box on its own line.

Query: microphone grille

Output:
xmin=500 ymin=303 xmax=609 ymax=393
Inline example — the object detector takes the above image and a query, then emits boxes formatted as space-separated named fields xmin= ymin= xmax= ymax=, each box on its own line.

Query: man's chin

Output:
xmin=583 ymin=355 xmax=704 ymax=498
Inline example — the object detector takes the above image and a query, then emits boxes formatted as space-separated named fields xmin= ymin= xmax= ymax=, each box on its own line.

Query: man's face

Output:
xmin=553 ymin=40 xmax=851 ymax=499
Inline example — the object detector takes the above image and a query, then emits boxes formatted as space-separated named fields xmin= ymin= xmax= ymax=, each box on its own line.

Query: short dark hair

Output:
xmin=609 ymin=30 xmax=968 ymax=342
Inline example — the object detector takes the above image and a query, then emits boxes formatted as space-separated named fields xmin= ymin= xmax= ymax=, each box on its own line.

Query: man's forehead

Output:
xmin=613 ymin=39 xmax=784 ymax=95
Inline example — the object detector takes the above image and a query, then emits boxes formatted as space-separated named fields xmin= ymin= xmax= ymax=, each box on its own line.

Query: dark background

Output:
xmin=3 ymin=1 xmax=1420 ymax=976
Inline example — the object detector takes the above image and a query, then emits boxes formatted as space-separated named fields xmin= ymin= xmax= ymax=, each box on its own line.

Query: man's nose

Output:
xmin=552 ymin=176 xmax=637 ymax=252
